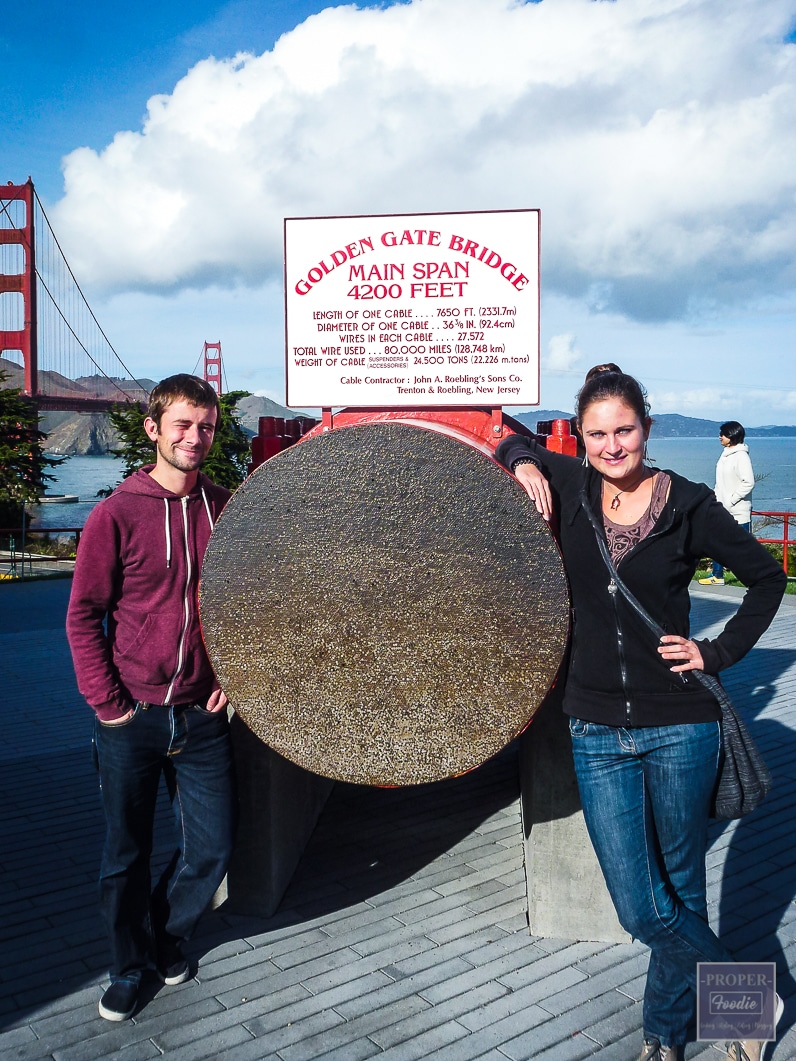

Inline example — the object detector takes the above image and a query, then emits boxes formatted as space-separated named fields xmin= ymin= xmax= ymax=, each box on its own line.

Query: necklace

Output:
xmin=604 ymin=469 xmax=649 ymax=511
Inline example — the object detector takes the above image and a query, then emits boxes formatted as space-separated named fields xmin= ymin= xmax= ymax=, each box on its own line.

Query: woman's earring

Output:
xmin=582 ymin=453 xmax=589 ymax=468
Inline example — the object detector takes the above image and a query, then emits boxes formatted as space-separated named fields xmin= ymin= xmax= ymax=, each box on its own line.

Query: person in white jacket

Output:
xmin=699 ymin=420 xmax=755 ymax=585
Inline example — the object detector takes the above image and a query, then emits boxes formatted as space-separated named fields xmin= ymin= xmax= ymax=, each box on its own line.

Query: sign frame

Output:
xmin=284 ymin=208 xmax=540 ymax=410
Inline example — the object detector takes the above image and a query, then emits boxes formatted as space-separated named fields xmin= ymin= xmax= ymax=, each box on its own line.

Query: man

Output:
xmin=67 ymin=374 xmax=236 ymax=1022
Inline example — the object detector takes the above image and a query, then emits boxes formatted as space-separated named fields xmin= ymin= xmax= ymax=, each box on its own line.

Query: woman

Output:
xmin=496 ymin=367 xmax=786 ymax=1061
xmin=699 ymin=420 xmax=755 ymax=586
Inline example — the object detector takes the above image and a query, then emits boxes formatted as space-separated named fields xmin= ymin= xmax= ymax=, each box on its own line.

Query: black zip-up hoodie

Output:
xmin=495 ymin=435 xmax=786 ymax=727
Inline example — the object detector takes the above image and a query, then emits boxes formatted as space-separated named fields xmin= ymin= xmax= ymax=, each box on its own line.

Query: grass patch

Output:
xmin=693 ymin=566 xmax=796 ymax=594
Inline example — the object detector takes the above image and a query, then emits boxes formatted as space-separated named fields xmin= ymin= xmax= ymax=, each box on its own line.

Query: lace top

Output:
xmin=604 ymin=472 xmax=671 ymax=565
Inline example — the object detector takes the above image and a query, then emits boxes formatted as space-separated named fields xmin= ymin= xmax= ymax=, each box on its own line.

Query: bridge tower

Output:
xmin=0 ymin=179 xmax=37 ymax=396
xmin=203 ymin=341 xmax=223 ymax=395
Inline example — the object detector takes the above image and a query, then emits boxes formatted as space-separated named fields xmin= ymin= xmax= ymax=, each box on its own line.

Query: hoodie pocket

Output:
xmin=114 ymin=614 xmax=177 ymax=685
xmin=116 ymin=614 xmax=156 ymax=659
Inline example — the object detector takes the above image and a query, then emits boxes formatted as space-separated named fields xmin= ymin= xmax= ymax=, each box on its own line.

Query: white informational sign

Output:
xmin=284 ymin=210 xmax=540 ymax=408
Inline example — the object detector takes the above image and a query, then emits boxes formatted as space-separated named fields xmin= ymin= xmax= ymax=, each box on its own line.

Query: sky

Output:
xmin=2 ymin=0 xmax=796 ymax=424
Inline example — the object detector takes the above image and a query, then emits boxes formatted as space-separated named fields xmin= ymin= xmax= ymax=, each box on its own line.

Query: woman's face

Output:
xmin=580 ymin=397 xmax=650 ymax=485
xmin=719 ymin=433 xmax=731 ymax=447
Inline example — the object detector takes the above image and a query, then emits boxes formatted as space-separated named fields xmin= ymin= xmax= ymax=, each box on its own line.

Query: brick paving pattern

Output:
xmin=1 ymin=579 xmax=794 ymax=1059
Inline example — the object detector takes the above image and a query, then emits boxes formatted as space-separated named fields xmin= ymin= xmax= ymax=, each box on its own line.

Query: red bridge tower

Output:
xmin=203 ymin=341 xmax=223 ymax=395
xmin=0 ymin=179 xmax=37 ymax=396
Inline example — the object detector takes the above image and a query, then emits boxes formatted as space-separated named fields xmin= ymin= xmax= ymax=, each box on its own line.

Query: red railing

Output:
xmin=753 ymin=510 xmax=794 ymax=576
xmin=3 ymin=516 xmax=794 ymax=578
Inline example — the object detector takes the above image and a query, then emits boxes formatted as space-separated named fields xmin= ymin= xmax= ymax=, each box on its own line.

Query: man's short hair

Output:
xmin=146 ymin=374 xmax=221 ymax=428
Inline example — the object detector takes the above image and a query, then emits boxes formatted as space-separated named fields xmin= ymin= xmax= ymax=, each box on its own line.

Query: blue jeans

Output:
xmin=713 ymin=521 xmax=751 ymax=579
xmin=94 ymin=701 xmax=236 ymax=980
xmin=570 ymin=718 xmax=733 ymax=1046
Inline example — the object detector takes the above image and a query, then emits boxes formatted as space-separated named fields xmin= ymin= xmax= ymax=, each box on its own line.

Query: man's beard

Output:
xmin=156 ymin=438 xmax=207 ymax=472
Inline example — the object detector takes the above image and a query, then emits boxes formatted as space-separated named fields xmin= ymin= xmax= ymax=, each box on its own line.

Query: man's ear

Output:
xmin=143 ymin=416 xmax=159 ymax=442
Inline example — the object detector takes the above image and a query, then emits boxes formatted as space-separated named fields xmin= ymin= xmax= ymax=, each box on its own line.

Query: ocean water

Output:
xmin=647 ymin=437 xmax=796 ymax=514
xmin=28 ymin=437 xmax=796 ymax=531
xmin=29 ymin=455 xmax=122 ymax=530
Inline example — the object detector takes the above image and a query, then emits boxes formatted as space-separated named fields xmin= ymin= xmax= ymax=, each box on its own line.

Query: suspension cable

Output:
xmin=32 ymin=190 xmax=149 ymax=396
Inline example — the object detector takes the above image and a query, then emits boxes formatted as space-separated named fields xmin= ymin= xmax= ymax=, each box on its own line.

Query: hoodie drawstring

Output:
xmin=163 ymin=498 xmax=172 ymax=568
xmin=164 ymin=489 xmax=214 ymax=568
xmin=201 ymin=487 xmax=215 ymax=531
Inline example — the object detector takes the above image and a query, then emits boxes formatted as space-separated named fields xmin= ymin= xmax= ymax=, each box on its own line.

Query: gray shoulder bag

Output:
xmin=580 ymin=485 xmax=771 ymax=820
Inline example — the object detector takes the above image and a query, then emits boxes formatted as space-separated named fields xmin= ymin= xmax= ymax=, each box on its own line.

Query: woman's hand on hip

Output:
xmin=658 ymin=635 xmax=705 ymax=672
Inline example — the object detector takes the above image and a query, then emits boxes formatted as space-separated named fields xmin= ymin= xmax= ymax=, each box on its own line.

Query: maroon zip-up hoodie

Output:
xmin=66 ymin=466 xmax=231 ymax=721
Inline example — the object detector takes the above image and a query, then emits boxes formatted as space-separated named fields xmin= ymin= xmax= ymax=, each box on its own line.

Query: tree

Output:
xmin=107 ymin=390 xmax=251 ymax=491
xmin=202 ymin=391 xmax=252 ymax=489
xmin=105 ymin=402 xmax=151 ymax=485
xmin=0 ymin=369 xmax=61 ymax=527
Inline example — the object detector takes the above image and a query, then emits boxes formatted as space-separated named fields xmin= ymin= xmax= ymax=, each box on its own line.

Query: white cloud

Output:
xmin=51 ymin=0 xmax=796 ymax=324
xmin=545 ymin=332 xmax=582 ymax=373
xmin=91 ymin=280 xmax=285 ymax=389
xmin=649 ymin=388 xmax=739 ymax=414
xmin=753 ymin=389 xmax=796 ymax=410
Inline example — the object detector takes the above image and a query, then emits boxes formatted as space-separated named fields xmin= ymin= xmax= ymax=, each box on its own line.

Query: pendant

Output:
xmin=610 ymin=494 xmax=621 ymax=510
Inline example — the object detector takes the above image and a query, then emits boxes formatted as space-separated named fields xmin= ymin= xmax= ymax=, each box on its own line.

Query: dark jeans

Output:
xmin=94 ymin=701 xmax=236 ymax=980
xmin=570 ymin=718 xmax=733 ymax=1046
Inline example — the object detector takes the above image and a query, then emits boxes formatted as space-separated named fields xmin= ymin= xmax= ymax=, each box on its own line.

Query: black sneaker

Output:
xmin=156 ymin=943 xmax=191 ymax=985
xmin=98 ymin=977 xmax=139 ymax=1021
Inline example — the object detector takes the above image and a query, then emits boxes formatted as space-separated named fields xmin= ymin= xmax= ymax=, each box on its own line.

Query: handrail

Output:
xmin=0 ymin=526 xmax=83 ymax=550
xmin=752 ymin=510 xmax=793 ymax=577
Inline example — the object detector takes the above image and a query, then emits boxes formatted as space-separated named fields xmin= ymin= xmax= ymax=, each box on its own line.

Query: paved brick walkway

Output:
xmin=1 ymin=580 xmax=795 ymax=1060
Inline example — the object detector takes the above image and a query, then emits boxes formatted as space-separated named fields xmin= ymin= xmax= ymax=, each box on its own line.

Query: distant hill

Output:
xmin=0 ymin=357 xmax=156 ymax=455
xmin=514 ymin=409 xmax=796 ymax=438
xmin=235 ymin=394 xmax=303 ymax=436
xmin=45 ymin=413 xmax=121 ymax=456
xmin=4 ymin=353 xmax=794 ymax=451
xmin=512 ymin=409 xmax=573 ymax=430
xmin=40 ymin=375 xmax=157 ymax=454
xmin=0 ymin=357 xmax=153 ymax=404
xmin=36 ymin=391 xmax=305 ymax=455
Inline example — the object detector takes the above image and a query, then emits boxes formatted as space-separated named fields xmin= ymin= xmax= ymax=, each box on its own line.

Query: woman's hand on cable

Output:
xmin=514 ymin=463 xmax=553 ymax=522
xmin=657 ymin=635 xmax=705 ymax=673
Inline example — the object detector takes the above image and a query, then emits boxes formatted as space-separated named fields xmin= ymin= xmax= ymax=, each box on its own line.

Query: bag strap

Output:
xmin=577 ymin=482 xmax=724 ymax=701
xmin=579 ymin=483 xmax=666 ymax=639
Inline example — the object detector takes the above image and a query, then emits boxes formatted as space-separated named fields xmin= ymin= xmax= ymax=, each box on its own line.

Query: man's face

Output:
xmin=144 ymin=400 xmax=218 ymax=474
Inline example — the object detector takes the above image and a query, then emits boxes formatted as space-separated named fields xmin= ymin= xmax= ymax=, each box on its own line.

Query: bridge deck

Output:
xmin=1 ymin=580 xmax=795 ymax=1060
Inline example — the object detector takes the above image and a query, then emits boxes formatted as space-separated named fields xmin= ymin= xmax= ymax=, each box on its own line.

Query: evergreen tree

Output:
xmin=0 ymin=369 xmax=61 ymax=526
xmin=106 ymin=402 xmax=151 ymax=483
xmin=203 ymin=391 xmax=252 ymax=489
xmin=107 ymin=390 xmax=251 ymax=491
